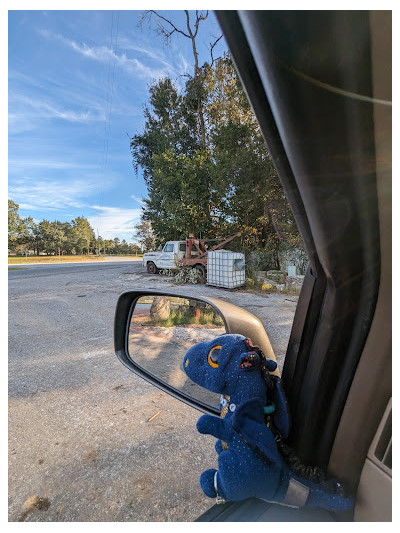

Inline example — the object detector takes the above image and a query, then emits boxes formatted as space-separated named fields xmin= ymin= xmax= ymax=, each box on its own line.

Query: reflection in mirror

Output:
xmin=128 ymin=295 xmax=226 ymax=410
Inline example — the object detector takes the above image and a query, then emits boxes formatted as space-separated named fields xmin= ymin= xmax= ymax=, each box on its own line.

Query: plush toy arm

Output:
xmin=231 ymin=398 xmax=283 ymax=466
xmin=197 ymin=414 xmax=232 ymax=442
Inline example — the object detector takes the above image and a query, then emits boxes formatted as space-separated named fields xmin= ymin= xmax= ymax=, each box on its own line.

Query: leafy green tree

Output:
xmin=61 ymin=222 xmax=74 ymax=254
xmin=101 ymin=239 xmax=115 ymax=254
xmin=130 ymin=51 xmax=303 ymax=270
xmin=131 ymin=77 xmax=216 ymax=241
xmin=131 ymin=78 xmax=200 ymax=181
xmin=119 ymin=239 xmax=129 ymax=254
xmin=205 ymin=56 xmax=296 ymax=257
xmin=130 ymin=243 xmax=142 ymax=255
xmin=19 ymin=216 xmax=40 ymax=255
xmin=70 ymin=217 xmax=95 ymax=255
xmin=113 ymin=237 xmax=121 ymax=254
xmin=8 ymin=205 xmax=136 ymax=258
xmin=133 ymin=217 xmax=156 ymax=252
xmin=145 ymin=148 xmax=214 ymax=239
xmin=38 ymin=220 xmax=57 ymax=255
xmin=8 ymin=199 xmax=23 ymax=249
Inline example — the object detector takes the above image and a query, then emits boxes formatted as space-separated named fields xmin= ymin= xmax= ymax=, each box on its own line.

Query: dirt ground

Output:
xmin=9 ymin=261 xmax=299 ymax=522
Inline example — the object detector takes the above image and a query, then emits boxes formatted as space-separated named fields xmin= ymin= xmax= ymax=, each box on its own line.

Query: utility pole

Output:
xmin=97 ymin=228 xmax=103 ymax=255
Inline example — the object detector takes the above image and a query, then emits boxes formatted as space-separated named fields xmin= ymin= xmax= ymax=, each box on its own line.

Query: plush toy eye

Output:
xmin=207 ymin=345 xmax=221 ymax=368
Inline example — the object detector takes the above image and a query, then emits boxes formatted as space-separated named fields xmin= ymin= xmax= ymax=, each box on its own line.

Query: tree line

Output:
xmin=8 ymin=200 xmax=141 ymax=256
xmin=131 ymin=11 xmax=304 ymax=271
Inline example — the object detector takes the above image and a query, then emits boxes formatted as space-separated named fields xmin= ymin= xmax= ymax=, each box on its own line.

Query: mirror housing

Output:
xmin=114 ymin=289 xmax=278 ymax=415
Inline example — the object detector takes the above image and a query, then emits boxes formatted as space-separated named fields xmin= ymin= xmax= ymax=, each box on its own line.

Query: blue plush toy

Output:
xmin=183 ymin=333 xmax=353 ymax=511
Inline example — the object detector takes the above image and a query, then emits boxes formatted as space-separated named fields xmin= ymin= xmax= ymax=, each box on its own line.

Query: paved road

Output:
xmin=8 ymin=262 xmax=298 ymax=522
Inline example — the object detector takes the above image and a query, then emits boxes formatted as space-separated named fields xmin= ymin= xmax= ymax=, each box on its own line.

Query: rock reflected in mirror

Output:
xmin=128 ymin=295 xmax=225 ymax=410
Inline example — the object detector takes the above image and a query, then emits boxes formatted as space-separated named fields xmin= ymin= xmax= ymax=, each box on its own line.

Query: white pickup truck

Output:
xmin=143 ymin=233 xmax=241 ymax=279
xmin=143 ymin=241 xmax=199 ymax=274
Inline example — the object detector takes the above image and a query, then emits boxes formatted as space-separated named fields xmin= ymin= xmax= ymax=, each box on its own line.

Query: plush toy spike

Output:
xmin=183 ymin=333 xmax=353 ymax=511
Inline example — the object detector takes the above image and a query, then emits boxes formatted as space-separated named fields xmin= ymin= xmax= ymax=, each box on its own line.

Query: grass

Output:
xmin=244 ymin=268 xmax=302 ymax=295
xmin=111 ymin=254 xmax=143 ymax=258
xmin=8 ymin=255 xmax=106 ymax=264
xmin=242 ymin=283 xmax=301 ymax=296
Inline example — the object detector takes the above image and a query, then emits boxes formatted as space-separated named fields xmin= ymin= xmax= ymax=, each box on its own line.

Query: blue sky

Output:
xmin=8 ymin=10 xmax=227 ymax=242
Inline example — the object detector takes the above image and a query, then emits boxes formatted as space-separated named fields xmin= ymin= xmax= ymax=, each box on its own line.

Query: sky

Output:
xmin=8 ymin=9 xmax=227 ymax=243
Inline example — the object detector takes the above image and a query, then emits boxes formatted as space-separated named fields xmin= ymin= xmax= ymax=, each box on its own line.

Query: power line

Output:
xmin=99 ymin=10 xmax=120 ymax=241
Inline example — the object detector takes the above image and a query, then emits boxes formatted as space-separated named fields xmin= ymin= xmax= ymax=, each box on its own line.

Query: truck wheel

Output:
xmin=147 ymin=262 xmax=159 ymax=274
xmin=195 ymin=264 xmax=206 ymax=283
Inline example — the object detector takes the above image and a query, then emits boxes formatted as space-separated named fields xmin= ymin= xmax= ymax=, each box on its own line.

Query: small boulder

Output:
xmin=285 ymin=275 xmax=305 ymax=291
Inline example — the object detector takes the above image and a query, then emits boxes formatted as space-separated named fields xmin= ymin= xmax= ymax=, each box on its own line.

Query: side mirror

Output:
xmin=114 ymin=289 xmax=278 ymax=415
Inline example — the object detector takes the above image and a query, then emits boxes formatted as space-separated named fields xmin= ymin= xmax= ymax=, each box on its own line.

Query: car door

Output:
xmin=177 ymin=242 xmax=186 ymax=262
xmin=158 ymin=242 xmax=176 ymax=269
xmin=215 ymin=9 xmax=391 ymax=521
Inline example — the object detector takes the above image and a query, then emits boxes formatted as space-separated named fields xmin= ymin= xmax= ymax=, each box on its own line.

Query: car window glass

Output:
xmin=163 ymin=243 xmax=174 ymax=253
xmin=179 ymin=243 xmax=186 ymax=252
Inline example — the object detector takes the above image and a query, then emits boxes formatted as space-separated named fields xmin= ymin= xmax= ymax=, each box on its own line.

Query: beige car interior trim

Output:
xmin=328 ymin=10 xmax=392 ymax=519
xmin=354 ymin=398 xmax=392 ymax=521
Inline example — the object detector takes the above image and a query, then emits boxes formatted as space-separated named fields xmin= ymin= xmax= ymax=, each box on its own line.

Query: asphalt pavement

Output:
xmin=8 ymin=260 xmax=298 ymax=522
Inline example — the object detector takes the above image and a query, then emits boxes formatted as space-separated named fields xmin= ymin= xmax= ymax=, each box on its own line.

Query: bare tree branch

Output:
xmin=193 ymin=10 xmax=208 ymax=37
xmin=175 ymin=72 xmax=192 ymax=82
xmin=138 ymin=10 xmax=214 ymax=147
xmin=210 ymin=35 xmax=223 ymax=67
xmin=184 ymin=10 xmax=192 ymax=38
xmin=142 ymin=10 xmax=190 ymax=40
xmin=183 ymin=10 xmax=200 ymax=75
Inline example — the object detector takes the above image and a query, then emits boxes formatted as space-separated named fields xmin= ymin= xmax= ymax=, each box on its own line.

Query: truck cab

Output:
xmin=142 ymin=241 xmax=187 ymax=273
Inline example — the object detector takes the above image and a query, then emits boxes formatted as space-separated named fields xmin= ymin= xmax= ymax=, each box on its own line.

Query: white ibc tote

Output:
xmin=207 ymin=250 xmax=245 ymax=289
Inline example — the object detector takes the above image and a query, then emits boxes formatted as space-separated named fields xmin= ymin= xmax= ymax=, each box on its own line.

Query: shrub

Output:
xmin=244 ymin=267 xmax=263 ymax=289
xmin=278 ymin=243 xmax=309 ymax=275
xmin=175 ymin=266 xmax=202 ymax=284
xmin=246 ymin=249 xmax=277 ymax=272
xmin=158 ymin=268 xmax=176 ymax=277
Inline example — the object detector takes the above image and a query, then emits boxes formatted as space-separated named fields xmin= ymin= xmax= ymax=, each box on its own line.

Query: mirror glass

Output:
xmin=128 ymin=295 xmax=226 ymax=410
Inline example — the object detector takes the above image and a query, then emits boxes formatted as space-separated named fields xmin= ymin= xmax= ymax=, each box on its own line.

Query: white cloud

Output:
xmin=43 ymin=30 xmax=178 ymax=81
xmin=8 ymin=93 xmax=105 ymax=129
xmin=7 ymin=114 xmax=38 ymax=135
xmin=178 ymin=52 xmax=191 ymax=76
xmin=9 ymin=159 xmax=97 ymax=170
xmin=131 ymin=195 xmax=145 ymax=205
xmin=88 ymin=205 xmax=142 ymax=241
xmin=130 ymin=57 xmax=172 ymax=80
xmin=8 ymin=178 xmax=100 ymax=211
xmin=121 ymin=41 xmax=174 ymax=69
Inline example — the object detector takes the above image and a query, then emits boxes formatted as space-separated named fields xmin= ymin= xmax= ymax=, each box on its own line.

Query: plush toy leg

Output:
xmin=200 ymin=469 xmax=218 ymax=498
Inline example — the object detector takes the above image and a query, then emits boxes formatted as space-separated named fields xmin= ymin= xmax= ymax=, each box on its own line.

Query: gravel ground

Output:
xmin=8 ymin=261 xmax=298 ymax=522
